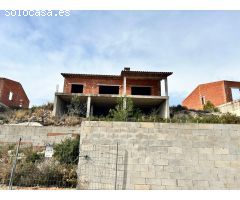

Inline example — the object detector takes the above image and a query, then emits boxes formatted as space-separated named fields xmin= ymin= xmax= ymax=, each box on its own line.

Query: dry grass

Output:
xmin=0 ymin=184 xmax=73 ymax=190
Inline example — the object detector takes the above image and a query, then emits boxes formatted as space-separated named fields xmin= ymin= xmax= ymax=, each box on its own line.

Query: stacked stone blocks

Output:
xmin=78 ymin=121 xmax=240 ymax=189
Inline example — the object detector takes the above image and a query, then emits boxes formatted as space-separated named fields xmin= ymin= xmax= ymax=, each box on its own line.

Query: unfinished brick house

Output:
xmin=0 ymin=77 xmax=29 ymax=109
xmin=53 ymin=68 xmax=173 ymax=118
xmin=182 ymin=80 xmax=240 ymax=111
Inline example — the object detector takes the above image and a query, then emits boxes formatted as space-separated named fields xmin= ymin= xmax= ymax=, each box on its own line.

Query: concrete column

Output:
xmin=123 ymin=76 xmax=127 ymax=96
xmin=52 ymin=95 xmax=64 ymax=117
xmin=123 ymin=76 xmax=127 ymax=109
xmin=123 ymin=98 xmax=127 ymax=109
xmin=86 ymin=96 xmax=91 ymax=118
xmin=159 ymin=99 xmax=170 ymax=119
xmin=90 ymin=105 xmax=93 ymax=117
xmin=159 ymin=80 xmax=162 ymax=96
xmin=163 ymin=78 xmax=170 ymax=118
xmin=165 ymin=98 xmax=170 ymax=119
xmin=164 ymin=78 xmax=168 ymax=96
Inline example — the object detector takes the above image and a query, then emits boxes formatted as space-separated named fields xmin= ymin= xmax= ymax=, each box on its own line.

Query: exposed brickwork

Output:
xmin=63 ymin=76 xmax=161 ymax=96
xmin=0 ymin=78 xmax=29 ymax=108
xmin=224 ymin=81 xmax=240 ymax=102
xmin=182 ymin=80 xmax=240 ymax=110
xmin=47 ymin=133 xmax=68 ymax=136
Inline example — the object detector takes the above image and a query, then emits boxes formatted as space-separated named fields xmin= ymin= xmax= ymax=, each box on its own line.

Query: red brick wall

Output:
xmin=182 ymin=86 xmax=202 ymax=110
xmin=182 ymin=81 xmax=226 ymax=110
xmin=0 ymin=78 xmax=29 ymax=108
xmin=0 ymin=79 xmax=4 ymax=99
xmin=63 ymin=77 xmax=161 ymax=96
xmin=224 ymin=81 xmax=240 ymax=102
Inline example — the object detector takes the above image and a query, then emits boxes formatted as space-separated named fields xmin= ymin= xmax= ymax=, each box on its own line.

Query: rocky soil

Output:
xmin=0 ymin=104 xmax=82 ymax=126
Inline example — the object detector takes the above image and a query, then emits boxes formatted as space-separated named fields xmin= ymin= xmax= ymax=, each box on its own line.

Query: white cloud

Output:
xmin=1 ymin=11 xmax=240 ymax=106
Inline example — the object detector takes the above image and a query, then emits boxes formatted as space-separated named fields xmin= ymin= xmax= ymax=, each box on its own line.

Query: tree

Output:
xmin=108 ymin=97 xmax=134 ymax=121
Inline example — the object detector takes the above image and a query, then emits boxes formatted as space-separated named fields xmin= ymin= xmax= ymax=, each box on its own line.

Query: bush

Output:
xmin=0 ymin=115 xmax=8 ymax=124
xmin=0 ymin=104 xmax=7 ymax=112
xmin=170 ymin=105 xmax=188 ymax=112
xmin=53 ymin=136 xmax=80 ymax=164
xmin=10 ymin=160 xmax=77 ymax=188
xmin=108 ymin=97 xmax=134 ymax=121
xmin=13 ymin=109 xmax=30 ymax=122
xmin=23 ymin=148 xmax=44 ymax=163
xmin=0 ymin=142 xmax=79 ymax=188
xmin=30 ymin=102 xmax=54 ymax=112
xmin=67 ymin=96 xmax=87 ymax=117
xmin=172 ymin=112 xmax=240 ymax=124
xmin=203 ymin=101 xmax=219 ymax=112
xmin=59 ymin=115 xmax=82 ymax=126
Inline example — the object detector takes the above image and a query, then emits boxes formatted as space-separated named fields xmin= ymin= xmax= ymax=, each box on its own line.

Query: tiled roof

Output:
xmin=61 ymin=73 xmax=120 ymax=78
xmin=121 ymin=70 xmax=173 ymax=77
xmin=61 ymin=70 xmax=173 ymax=78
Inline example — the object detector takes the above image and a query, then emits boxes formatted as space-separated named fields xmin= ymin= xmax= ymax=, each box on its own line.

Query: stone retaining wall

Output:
xmin=218 ymin=100 xmax=240 ymax=116
xmin=78 ymin=121 xmax=240 ymax=189
xmin=1 ymin=122 xmax=240 ymax=189
xmin=0 ymin=125 xmax=80 ymax=147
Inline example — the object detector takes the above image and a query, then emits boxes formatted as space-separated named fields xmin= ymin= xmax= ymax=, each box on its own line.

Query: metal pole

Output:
xmin=114 ymin=142 xmax=119 ymax=190
xmin=9 ymin=137 xmax=21 ymax=190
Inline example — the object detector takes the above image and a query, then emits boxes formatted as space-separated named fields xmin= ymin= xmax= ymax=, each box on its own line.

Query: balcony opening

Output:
xmin=99 ymin=85 xmax=119 ymax=95
xmin=131 ymin=87 xmax=151 ymax=95
xmin=71 ymin=84 xmax=83 ymax=93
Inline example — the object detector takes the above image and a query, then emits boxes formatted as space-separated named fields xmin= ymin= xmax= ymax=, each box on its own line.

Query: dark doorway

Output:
xmin=99 ymin=85 xmax=119 ymax=94
xmin=71 ymin=84 xmax=83 ymax=93
xmin=131 ymin=87 xmax=151 ymax=95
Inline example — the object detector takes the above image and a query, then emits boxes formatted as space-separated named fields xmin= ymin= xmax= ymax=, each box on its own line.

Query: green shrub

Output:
xmin=26 ymin=152 xmax=44 ymax=163
xmin=176 ymin=113 xmax=240 ymax=124
xmin=108 ymin=97 xmax=134 ymax=121
xmin=67 ymin=96 xmax=87 ymax=117
xmin=31 ymin=102 xmax=54 ymax=112
xmin=13 ymin=162 xmax=39 ymax=187
xmin=8 ymin=144 xmax=16 ymax=151
xmin=170 ymin=105 xmax=188 ymax=112
xmin=220 ymin=113 xmax=240 ymax=124
xmin=20 ymin=146 xmax=44 ymax=163
xmin=0 ymin=144 xmax=78 ymax=188
xmin=10 ymin=160 xmax=77 ymax=188
xmin=203 ymin=101 xmax=219 ymax=112
xmin=0 ymin=105 xmax=7 ymax=112
xmin=53 ymin=136 xmax=80 ymax=164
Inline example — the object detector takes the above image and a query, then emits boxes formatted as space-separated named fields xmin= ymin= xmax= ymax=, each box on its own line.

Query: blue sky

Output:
xmin=1 ymin=11 xmax=240 ymax=106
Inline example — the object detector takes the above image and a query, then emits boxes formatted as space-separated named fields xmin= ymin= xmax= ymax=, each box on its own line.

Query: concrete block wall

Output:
xmin=78 ymin=121 xmax=240 ymax=190
xmin=0 ymin=125 xmax=80 ymax=147
xmin=218 ymin=100 xmax=240 ymax=116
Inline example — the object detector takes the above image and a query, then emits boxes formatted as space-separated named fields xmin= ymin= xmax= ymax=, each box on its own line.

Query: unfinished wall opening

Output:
xmin=99 ymin=85 xmax=119 ymax=95
xmin=71 ymin=84 xmax=83 ymax=93
xmin=131 ymin=87 xmax=151 ymax=95
xmin=201 ymin=96 xmax=206 ymax=105
xmin=8 ymin=91 xmax=13 ymax=101
xmin=231 ymin=88 xmax=240 ymax=101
